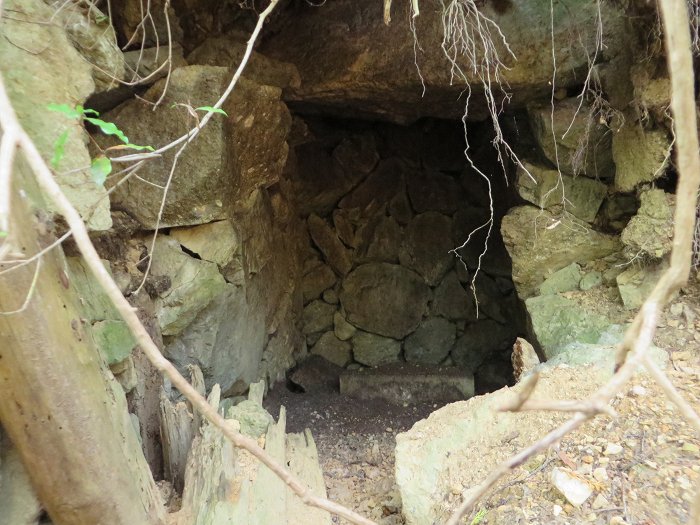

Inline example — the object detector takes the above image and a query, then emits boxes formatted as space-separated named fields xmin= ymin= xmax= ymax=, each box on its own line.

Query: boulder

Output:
xmin=399 ymin=212 xmax=454 ymax=286
xmin=65 ymin=257 xmax=136 ymax=365
xmin=307 ymin=214 xmax=352 ymax=276
xmin=528 ymin=99 xmax=614 ymax=179
xmin=262 ymin=0 xmax=627 ymax=123
xmin=123 ymin=45 xmax=187 ymax=86
xmin=332 ymin=132 xmax=381 ymax=175
xmin=340 ymin=263 xmax=431 ymax=339
xmin=290 ymin=140 xmax=372 ymax=216
xmin=333 ymin=209 xmax=356 ymax=247
xmin=616 ymin=261 xmax=668 ymax=310
xmin=351 ymin=331 xmax=402 ymax=367
xmin=516 ymin=161 xmax=607 ymax=222
xmin=451 ymin=319 xmax=512 ymax=373
xmin=302 ymin=300 xmax=336 ymax=335
xmin=0 ymin=0 xmax=111 ymax=230
xmin=164 ymin=284 xmax=267 ymax=395
xmin=150 ymin=236 xmax=226 ymax=337
xmin=579 ymin=271 xmax=603 ymax=291
xmin=333 ymin=311 xmax=357 ymax=341
xmin=102 ymin=66 xmax=290 ymax=228
xmin=525 ymin=294 xmax=611 ymax=358
xmin=621 ymin=188 xmax=674 ymax=260
xmin=538 ymin=263 xmax=582 ymax=295
xmin=453 ymin=209 xmax=513 ymax=278
xmin=501 ymin=206 xmax=620 ymax=298
xmin=311 ymin=332 xmax=353 ymax=367
xmin=432 ymin=271 xmax=475 ymax=321
xmin=404 ymin=318 xmax=456 ymax=365
xmin=363 ymin=216 xmax=402 ymax=263
xmin=301 ymin=263 xmax=337 ymax=304
xmin=406 ymin=171 xmax=465 ymax=215
xmin=389 ymin=190 xmax=414 ymax=225
xmin=54 ymin=3 xmax=125 ymax=93
xmin=338 ymin=158 xmax=405 ymax=211
xmin=188 ymin=36 xmax=301 ymax=89
xmin=109 ymin=0 xmax=182 ymax=47
xmin=613 ymin=124 xmax=671 ymax=192
xmin=170 ymin=220 xmax=240 ymax=268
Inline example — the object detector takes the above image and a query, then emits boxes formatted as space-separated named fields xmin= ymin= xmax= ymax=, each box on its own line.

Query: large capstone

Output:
xmin=340 ymin=263 xmax=431 ymax=339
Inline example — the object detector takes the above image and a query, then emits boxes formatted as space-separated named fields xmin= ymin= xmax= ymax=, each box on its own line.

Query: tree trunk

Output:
xmin=0 ymin=167 xmax=165 ymax=525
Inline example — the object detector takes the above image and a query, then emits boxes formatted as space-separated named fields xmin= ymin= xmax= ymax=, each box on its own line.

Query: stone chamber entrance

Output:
xmin=14 ymin=0 xmax=692 ymax=521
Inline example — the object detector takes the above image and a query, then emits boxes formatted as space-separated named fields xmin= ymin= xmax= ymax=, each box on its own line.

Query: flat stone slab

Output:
xmin=340 ymin=364 xmax=474 ymax=405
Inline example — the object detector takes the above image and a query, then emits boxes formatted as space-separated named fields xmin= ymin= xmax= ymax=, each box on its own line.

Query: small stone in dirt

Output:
xmin=604 ymin=443 xmax=623 ymax=455
xmin=682 ymin=443 xmax=699 ymax=454
xmin=593 ymin=467 xmax=609 ymax=481
xmin=551 ymin=467 xmax=593 ymax=506
xmin=592 ymin=493 xmax=610 ymax=509
xmin=629 ymin=385 xmax=647 ymax=397
xmin=553 ymin=504 xmax=563 ymax=516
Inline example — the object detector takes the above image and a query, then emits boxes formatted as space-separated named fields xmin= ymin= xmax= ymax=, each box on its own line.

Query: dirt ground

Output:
xmin=265 ymin=278 xmax=700 ymax=525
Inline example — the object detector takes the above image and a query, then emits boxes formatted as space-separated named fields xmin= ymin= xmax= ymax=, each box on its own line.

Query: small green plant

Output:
xmin=47 ymin=103 xmax=154 ymax=186
xmin=470 ymin=508 xmax=487 ymax=525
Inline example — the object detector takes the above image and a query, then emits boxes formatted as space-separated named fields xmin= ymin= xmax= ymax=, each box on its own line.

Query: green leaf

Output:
xmin=84 ymin=117 xmax=129 ymax=144
xmin=90 ymin=156 xmax=112 ymax=186
xmin=51 ymin=130 xmax=69 ymax=169
xmin=196 ymin=106 xmax=228 ymax=116
xmin=0 ymin=230 xmax=8 ymax=238
xmin=470 ymin=509 xmax=487 ymax=525
xmin=83 ymin=108 xmax=100 ymax=117
xmin=47 ymin=103 xmax=82 ymax=119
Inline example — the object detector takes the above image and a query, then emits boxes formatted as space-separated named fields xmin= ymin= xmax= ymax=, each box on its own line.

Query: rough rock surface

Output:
xmin=302 ymin=300 xmax=336 ymax=336
xmin=516 ymin=161 xmax=607 ymax=222
xmin=170 ymin=220 xmax=240 ymax=268
xmin=528 ymin=99 xmax=615 ymax=179
xmin=66 ymin=257 xmax=136 ymax=364
xmin=102 ymin=66 xmax=290 ymax=228
xmin=399 ymin=212 xmax=454 ymax=286
xmin=150 ymin=236 xmax=226 ymax=337
xmin=621 ymin=188 xmax=674 ymax=260
xmin=538 ymin=262 xmax=582 ymax=295
xmin=451 ymin=319 xmax=512 ymax=373
xmin=525 ymin=294 xmax=611 ymax=358
xmin=302 ymin=263 xmax=338 ymax=303
xmin=501 ymin=206 xmax=620 ymax=298
xmin=617 ymin=261 xmax=669 ymax=310
xmin=308 ymin=214 xmax=353 ymax=276
xmin=0 ymin=0 xmax=111 ymax=230
xmin=311 ymin=332 xmax=353 ymax=367
xmin=263 ymin=0 xmax=626 ymax=123
xmin=55 ymin=3 xmax=125 ymax=92
xmin=404 ymin=318 xmax=456 ymax=365
xmin=340 ymin=263 xmax=431 ymax=339
xmin=164 ymin=284 xmax=266 ymax=395
xmin=613 ymin=124 xmax=671 ymax=191
xmin=188 ymin=37 xmax=301 ymax=89
xmin=351 ymin=331 xmax=402 ymax=367
xmin=431 ymin=271 xmax=475 ymax=321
